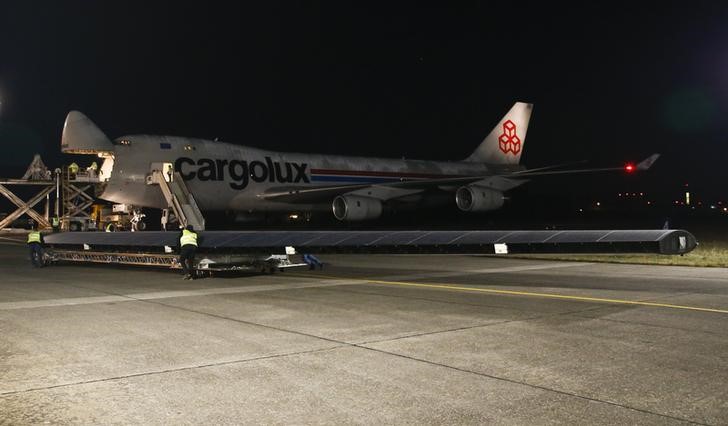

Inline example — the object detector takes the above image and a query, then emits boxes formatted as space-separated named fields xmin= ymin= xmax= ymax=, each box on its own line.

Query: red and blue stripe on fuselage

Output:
xmin=309 ymin=168 xmax=460 ymax=184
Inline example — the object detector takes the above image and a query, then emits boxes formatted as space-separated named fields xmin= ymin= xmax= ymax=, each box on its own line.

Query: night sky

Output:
xmin=1 ymin=2 xmax=727 ymax=204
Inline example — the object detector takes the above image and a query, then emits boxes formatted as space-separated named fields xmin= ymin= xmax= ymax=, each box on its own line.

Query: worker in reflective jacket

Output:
xmin=51 ymin=216 xmax=60 ymax=233
xmin=68 ymin=162 xmax=79 ymax=179
xmin=27 ymin=224 xmax=45 ymax=267
xmin=178 ymin=225 xmax=198 ymax=280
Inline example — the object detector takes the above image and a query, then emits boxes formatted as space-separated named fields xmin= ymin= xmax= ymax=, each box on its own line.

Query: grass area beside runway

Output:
xmin=511 ymin=239 xmax=728 ymax=268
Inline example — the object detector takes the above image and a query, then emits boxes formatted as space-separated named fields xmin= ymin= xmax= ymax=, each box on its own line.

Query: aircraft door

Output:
xmin=150 ymin=162 xmax=174 ymax=182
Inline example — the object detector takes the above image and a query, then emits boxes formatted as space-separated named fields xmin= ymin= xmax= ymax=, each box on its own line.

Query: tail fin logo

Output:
xmin=498 ymin=120 xmax=521 ymax=155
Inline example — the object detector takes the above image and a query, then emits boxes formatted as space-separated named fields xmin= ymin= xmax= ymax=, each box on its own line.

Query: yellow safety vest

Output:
xmin=180 ymin=229 xmax=198 ymax=247
xmin=52 ymin=217 xmax=60 ymax=226
xmin=27 ymin=231 xmax=41 ymax=244
xmin=68 ymin=163 xmax=79 ymax=173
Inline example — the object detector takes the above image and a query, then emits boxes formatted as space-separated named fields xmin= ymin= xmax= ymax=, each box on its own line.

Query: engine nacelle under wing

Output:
xmin=332 ymin=195 xmax=383 ymax=221
xmin=455 ymin=185 xmax=504 ymax=212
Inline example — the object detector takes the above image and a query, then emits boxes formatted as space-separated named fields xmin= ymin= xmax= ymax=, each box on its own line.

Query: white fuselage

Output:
xmin=99 ymin=135 xmax=507 ymax=213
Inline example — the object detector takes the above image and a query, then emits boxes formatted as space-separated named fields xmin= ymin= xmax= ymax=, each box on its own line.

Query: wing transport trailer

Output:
xmin=42 ymin=229 xmax=698 ymax=275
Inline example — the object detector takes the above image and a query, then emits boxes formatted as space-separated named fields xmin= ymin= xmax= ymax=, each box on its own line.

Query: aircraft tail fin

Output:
xmin=465 ymin=102 xmax=533 ymax=164
xmin=61 ymin=111 xmax=114 ymax=154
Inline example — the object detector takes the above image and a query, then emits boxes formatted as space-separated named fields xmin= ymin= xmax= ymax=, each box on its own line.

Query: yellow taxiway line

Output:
xmin=293 ymin=273 xmax=728 ymax=315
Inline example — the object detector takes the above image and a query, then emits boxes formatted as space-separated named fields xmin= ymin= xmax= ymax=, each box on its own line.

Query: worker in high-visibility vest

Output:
xmin=51 ymin=216 xmax=60 ymax=233
xmin=87 ymin=161 xmax=98 ymax=178
xmin=68 ymin=162 xmax=79 ymax=179
xmin=178 ymin=225 xmax=199 ymax=280
xmin=27 ymin=224 xmax=45 ymax=267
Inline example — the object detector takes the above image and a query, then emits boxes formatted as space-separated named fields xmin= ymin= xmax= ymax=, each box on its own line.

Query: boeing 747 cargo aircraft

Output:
xmin=61 ymin=103 xmax=657 ymax=225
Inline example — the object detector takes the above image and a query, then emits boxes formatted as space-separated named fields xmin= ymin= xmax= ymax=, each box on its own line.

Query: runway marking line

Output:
xmin=293 ymin=273 xmax=728 ymax=315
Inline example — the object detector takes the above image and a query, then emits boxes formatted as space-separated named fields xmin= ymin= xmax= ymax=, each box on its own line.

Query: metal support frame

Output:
xmin=62 ymin=182 xmax=95 ymax=221
xmin=0 ymin=157 xmax=105 ymax=231
xmin=0 ymin=180 xmax=55 ymax=230
xmin=51 ymin=250 xmax=180 ymax=268
xmin=47 ymin=248 xmax=307 ymax=273
xmin=59 ymin=164 xmax=102 ymax=231
xmin=55 ymin=168 xmax=61 ymax=218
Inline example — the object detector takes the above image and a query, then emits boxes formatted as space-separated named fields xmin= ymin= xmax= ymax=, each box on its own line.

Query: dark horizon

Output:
xmin=1 ymin=2 xmax=727 ymax=203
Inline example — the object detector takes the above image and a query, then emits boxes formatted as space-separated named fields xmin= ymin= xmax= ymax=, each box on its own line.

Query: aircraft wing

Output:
xmin=259 ymin=154 xmax=659 ymax=203
xmin=258 ymin=175 xmax=492 ymax=203
xmin=511 ymin=153 xmax=660 ymax=177
xmin=44 ymin=228 xmax=697 ymax=256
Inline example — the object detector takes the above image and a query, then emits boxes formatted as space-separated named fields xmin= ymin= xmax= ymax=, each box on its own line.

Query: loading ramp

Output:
xmin=150 ymin=170 xmax=205 ymax=230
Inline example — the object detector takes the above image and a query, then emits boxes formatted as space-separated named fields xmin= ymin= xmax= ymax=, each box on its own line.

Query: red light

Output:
xmin=625 ymin=164 xmax=635 ymax=172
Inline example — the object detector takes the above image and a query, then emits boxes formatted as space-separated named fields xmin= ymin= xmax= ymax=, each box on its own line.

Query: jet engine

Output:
xmin=332 ymin=195 xmax=383 ymax=221
xmin=455 ymin=186 xmax=504 ymax=212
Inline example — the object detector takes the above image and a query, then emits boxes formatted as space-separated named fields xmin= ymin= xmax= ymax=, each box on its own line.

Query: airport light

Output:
xmin=624 ymin=163 xmax=635 ymax=172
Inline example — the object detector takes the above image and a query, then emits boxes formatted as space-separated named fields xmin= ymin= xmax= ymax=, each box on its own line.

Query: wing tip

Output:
xmin=637 ymin=153 xmax=660 ymax=171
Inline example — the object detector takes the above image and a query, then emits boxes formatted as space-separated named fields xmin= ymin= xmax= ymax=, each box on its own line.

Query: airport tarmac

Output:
xmin=1 ymin=242 xmax=727 ymax=425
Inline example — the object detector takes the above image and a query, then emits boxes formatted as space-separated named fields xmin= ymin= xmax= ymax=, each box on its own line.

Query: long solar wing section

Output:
xmin=44 ymin=229 xmax=697 ymax=255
